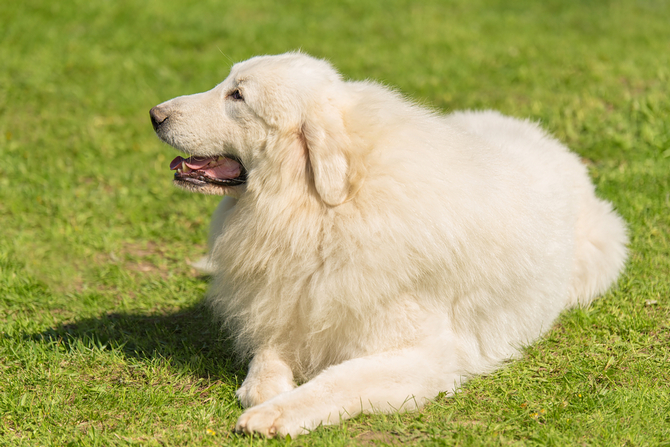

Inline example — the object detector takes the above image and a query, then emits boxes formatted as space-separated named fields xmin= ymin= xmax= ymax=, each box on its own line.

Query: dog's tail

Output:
xmin=567 ymin=195 xmax=628 ymax=307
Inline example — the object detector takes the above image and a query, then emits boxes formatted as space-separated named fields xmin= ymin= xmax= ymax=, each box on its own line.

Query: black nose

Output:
xmin=150 ymin=106 xmax=169 ymax=131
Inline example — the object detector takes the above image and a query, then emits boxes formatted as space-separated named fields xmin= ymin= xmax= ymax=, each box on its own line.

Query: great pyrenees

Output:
xmin=150 ymin=52 xmax=627 ymax=437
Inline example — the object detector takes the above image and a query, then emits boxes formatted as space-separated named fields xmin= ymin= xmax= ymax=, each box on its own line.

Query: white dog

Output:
xmin=150 ymin=52 xmax=628 ymax=437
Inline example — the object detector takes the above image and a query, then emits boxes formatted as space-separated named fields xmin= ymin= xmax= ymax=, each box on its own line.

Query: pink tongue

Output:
xmin=170 ymin=156 xmax=212 ymax=170
xmin=170 ymin=155 xmax=242 ymax=180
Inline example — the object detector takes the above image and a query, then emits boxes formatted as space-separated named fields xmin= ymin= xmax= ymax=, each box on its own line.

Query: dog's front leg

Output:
xmin=235 ymin=340 xmax=463 ymax=437
xmin=236 ymin=348 xmax=295 ymax=408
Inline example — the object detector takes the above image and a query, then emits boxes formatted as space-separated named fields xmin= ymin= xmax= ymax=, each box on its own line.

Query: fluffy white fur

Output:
xmin=151 ymin=52 xmax=628 ymax=437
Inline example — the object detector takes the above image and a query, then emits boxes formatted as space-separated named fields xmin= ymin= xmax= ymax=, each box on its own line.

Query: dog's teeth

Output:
xmin=177 ymin=168 xmax=182 ymax=173
xmin=181 ymin=161 xmax=192 ymax=173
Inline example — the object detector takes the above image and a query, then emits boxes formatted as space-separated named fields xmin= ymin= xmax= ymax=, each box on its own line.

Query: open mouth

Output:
xmin=170 ymin=155 xmax=247 ymax=187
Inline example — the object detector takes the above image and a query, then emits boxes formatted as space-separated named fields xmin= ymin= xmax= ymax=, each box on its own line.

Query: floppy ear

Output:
xmin=302 ymin=100 xmax=357 ymax=206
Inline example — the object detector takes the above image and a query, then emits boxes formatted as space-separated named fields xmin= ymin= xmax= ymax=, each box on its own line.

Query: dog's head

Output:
xmin=150 ymin=53 xmax=364 ymax=206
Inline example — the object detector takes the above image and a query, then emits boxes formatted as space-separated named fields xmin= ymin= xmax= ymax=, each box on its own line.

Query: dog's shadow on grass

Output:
xmin=29 ymin=292 xmax=243 ymax=380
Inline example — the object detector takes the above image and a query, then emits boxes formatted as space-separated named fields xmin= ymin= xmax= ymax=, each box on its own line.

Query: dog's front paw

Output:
xmin=236 ymin=374 xmax=295 ymax=408
xmin=235 ymin=402 xmax=308 ymax=438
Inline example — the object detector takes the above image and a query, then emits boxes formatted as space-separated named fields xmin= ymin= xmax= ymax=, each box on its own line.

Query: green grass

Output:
xmin=1 ymin=0 xmax=669 ymax=445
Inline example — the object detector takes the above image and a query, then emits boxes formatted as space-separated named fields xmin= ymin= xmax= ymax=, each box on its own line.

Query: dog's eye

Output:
xmin=229 ymin=89 xmax=244 ymax=101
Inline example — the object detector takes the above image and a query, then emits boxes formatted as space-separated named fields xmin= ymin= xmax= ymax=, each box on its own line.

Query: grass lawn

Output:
xmin=1 ymin=0 xmax=669 ymax=445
